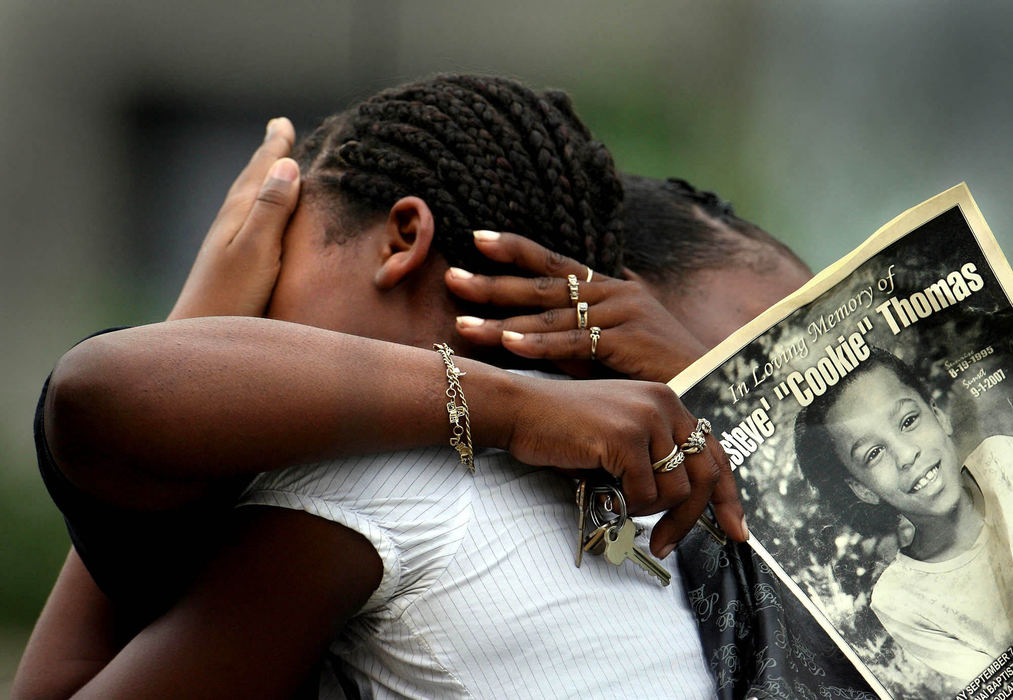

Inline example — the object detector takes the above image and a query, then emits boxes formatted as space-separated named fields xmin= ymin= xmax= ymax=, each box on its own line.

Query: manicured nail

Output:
xmin=657 ymin=544 xmax=676 ymax=560
xmin=740 ymin=514 xmax=750 ymax=541
xmin=456 ymin=316 xmax=484 ymax=328
xmin=268 ymin=158 xmax=299 ymax=183
xmin=473 ymin=230 xmax=501 ymax=242
xmin=448 ymin=267 xmax=474 ymax=280
xmin=502 ymin=331 xmax=524 ymax=341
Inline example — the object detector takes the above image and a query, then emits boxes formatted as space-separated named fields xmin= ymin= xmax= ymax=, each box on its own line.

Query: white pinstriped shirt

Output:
xmin=241 ymin=375 xmax=715 ymax=699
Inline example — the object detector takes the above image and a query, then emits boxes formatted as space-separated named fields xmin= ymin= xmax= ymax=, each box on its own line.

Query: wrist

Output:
xmin=460 ymin=359 xmax=525 ymax=453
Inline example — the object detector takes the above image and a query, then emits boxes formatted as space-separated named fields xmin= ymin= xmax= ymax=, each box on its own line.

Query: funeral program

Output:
xmin=670 ymin=185 xmax=1013 ymax=699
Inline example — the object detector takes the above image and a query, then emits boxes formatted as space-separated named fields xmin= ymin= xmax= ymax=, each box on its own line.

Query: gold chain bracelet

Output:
xmin=434 ymin=343 xmax=474 ymax=472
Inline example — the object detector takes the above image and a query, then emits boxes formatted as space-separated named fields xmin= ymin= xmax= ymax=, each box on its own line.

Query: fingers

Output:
xmin=499 ymin=328 xmax=598 ymax=361
xmin=647 ymin=435 xmax=747 ymax=558
xmin=617 ymin=416 xmax=668 ymax=510
xmin=447 ymin=267 xmax=614 ymax=308
xmin=703 ymin=438 xmax=749 ymax=543
xmin=229 ymin=158 xmax=301 ymax=252
xmin=647 ymin=441 xmax=723 ymax=557
xmin=225 ymin=118 xmax=297 ymax=203
xmin=471 ymin=230 xmax=607 ymax=280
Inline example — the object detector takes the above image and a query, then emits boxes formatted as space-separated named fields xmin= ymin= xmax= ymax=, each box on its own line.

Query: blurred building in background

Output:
xmin=4 ymin=0 xmax=1013 ymax=687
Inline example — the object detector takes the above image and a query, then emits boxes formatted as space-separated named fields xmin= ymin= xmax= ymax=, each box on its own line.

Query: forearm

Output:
xmin=12 ymin=549 xmax=119 ymax=700
xmin=47 ymin=316 xmax=522 ymax=508
xmin=69 ymin=507 xmax=380 ymax=700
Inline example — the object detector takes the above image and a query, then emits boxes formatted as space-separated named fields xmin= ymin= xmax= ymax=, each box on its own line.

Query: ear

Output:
xmin=930 ymin=400 xmax=954 ymax=436
xmin=374 ymin=197 xmax=436 ymax=290
xmin=846 ymin=478 xmax=881 ymax=506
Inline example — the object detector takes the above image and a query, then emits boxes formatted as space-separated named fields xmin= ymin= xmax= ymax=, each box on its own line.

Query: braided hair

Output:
xmin=621 ymin=174 xmax=807 ymax=284
xmin=292 ymin=75 xmax=624 ymax=276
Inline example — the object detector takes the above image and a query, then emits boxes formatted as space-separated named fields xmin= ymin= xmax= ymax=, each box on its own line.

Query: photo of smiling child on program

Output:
xmin=796 ymin=346 xmax=1013 ymax=695
xmin=670 ymin=186 xmax=1013 ymax=699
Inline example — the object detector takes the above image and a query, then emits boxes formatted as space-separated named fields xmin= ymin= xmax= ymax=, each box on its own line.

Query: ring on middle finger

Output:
xmin=567 ymin=274 xmax=580 ymax=304
xmin=576 ymin=301 xmax=589 ymax=329
xmin=680 ymin=418 xmax=712 ymax=455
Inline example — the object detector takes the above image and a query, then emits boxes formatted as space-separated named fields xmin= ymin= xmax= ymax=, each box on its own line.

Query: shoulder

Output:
xmin=241 ymin=447 xmax=480 ymax=613
xmin=870 ymin=557 xmax=911 ymax=614
xmin=964 ymin=435 xmax=1013 ymax=488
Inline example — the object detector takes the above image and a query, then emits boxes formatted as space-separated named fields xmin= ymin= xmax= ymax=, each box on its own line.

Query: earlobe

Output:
xmin=374 ymin=196 xmax=436 ymax=290
xmin=847 ymin=478 xmax=882 ymax=506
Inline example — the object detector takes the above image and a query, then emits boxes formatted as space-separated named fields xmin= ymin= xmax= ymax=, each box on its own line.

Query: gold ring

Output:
xmin=577 ymin=302 xmax=589 ymax=329
xmin=679 ymin=418 xmax=712 ymax=455
xmin=652 ymin=445 xmax=685 ymax=472
xmin=680 ymin=431 xmax=708 ymax=455
xmin=585 ymin=267 xmax=594 ymax=283
xmin=589 ymin=326 xmax=601 ymax=359
xmin=567 ymin=274 xmax=580 ymax=304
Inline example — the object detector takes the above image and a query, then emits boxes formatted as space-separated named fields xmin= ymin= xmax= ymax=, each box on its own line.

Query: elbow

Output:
xmin=45 ymin=334 xmax=130 ymax=481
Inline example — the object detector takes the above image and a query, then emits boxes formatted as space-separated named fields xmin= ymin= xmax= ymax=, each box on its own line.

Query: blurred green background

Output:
xmin=4 ymin=0 xmax=1013 ymax=690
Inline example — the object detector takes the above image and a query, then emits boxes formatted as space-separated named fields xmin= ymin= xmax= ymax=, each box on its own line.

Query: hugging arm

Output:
xmin=50 ymin=316 xmax=728 ymax=518
xmin=12 ymin=550 xmax=118 ymax=699
xmin=71 ymin=508 xmax=379 ymax=700
xmin=14 ymin=118 xmax=306 ymax=700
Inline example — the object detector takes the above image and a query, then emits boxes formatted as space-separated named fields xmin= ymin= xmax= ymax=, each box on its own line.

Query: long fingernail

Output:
xmin=456 ymin=316 xmax=484 ymax=328
xmin=448 ymin=267 xmax=473 ymax=280
xmin=740 ymin=514 xmax=750 ymax=541
xmin=657 ymin=544 xmax=676 ymax=560
xmin=502 ymin=331 xmax=524 ymax=341
xmin=473 ymin=230 xmax=500 ymax=242
xmin=268 ymin=158 xmax=299 ymax=183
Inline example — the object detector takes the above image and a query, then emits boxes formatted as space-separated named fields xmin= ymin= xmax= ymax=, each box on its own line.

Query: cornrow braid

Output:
xmin=296 ymin=74 xmax=624 ymax=276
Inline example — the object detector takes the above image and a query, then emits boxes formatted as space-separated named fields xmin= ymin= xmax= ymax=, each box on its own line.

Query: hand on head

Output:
xmin=168 ymin=118 xmax=301 ymax=321
xmin=447 ymin=230 xmax=710 ymax=382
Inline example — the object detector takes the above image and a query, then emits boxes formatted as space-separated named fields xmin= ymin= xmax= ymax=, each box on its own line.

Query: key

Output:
xmin=575 ymin=479 xmax=588 ymax=567
xmin=602 ymin=519 xmax=672 ymax=586
xmin=695 ymin=511 xmax=728 ymax=547
xmin=582 ymin=522 xmax=612 ymax=557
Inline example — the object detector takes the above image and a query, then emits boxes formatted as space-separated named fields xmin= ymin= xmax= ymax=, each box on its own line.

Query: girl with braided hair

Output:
xmin=293 ymin=75 xmax=623 ymax=276
xmin=17 ymin=76 xmax=744 ymax=698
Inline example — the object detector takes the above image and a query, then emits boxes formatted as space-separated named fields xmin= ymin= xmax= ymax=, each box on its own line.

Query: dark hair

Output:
xmin=620 ymin=174 xmax=807 ymax=283
xmin=794 ymin=348 xmax=935 ymax=536
xmin=292 ymin=75 xmax=624 ymax=277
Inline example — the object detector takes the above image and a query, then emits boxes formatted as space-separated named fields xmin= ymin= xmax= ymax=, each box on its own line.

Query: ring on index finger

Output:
xmin=585 ymin=266 xmax=594 ymax=283
xmin=567 ymin=274 xmax=580 ymax=304
xmin=652 ymin=445 xmax=685 ymax=473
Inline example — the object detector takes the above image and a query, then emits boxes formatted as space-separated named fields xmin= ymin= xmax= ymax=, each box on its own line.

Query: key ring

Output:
xmin=588 ymin=483 xmax=627 ymax=529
